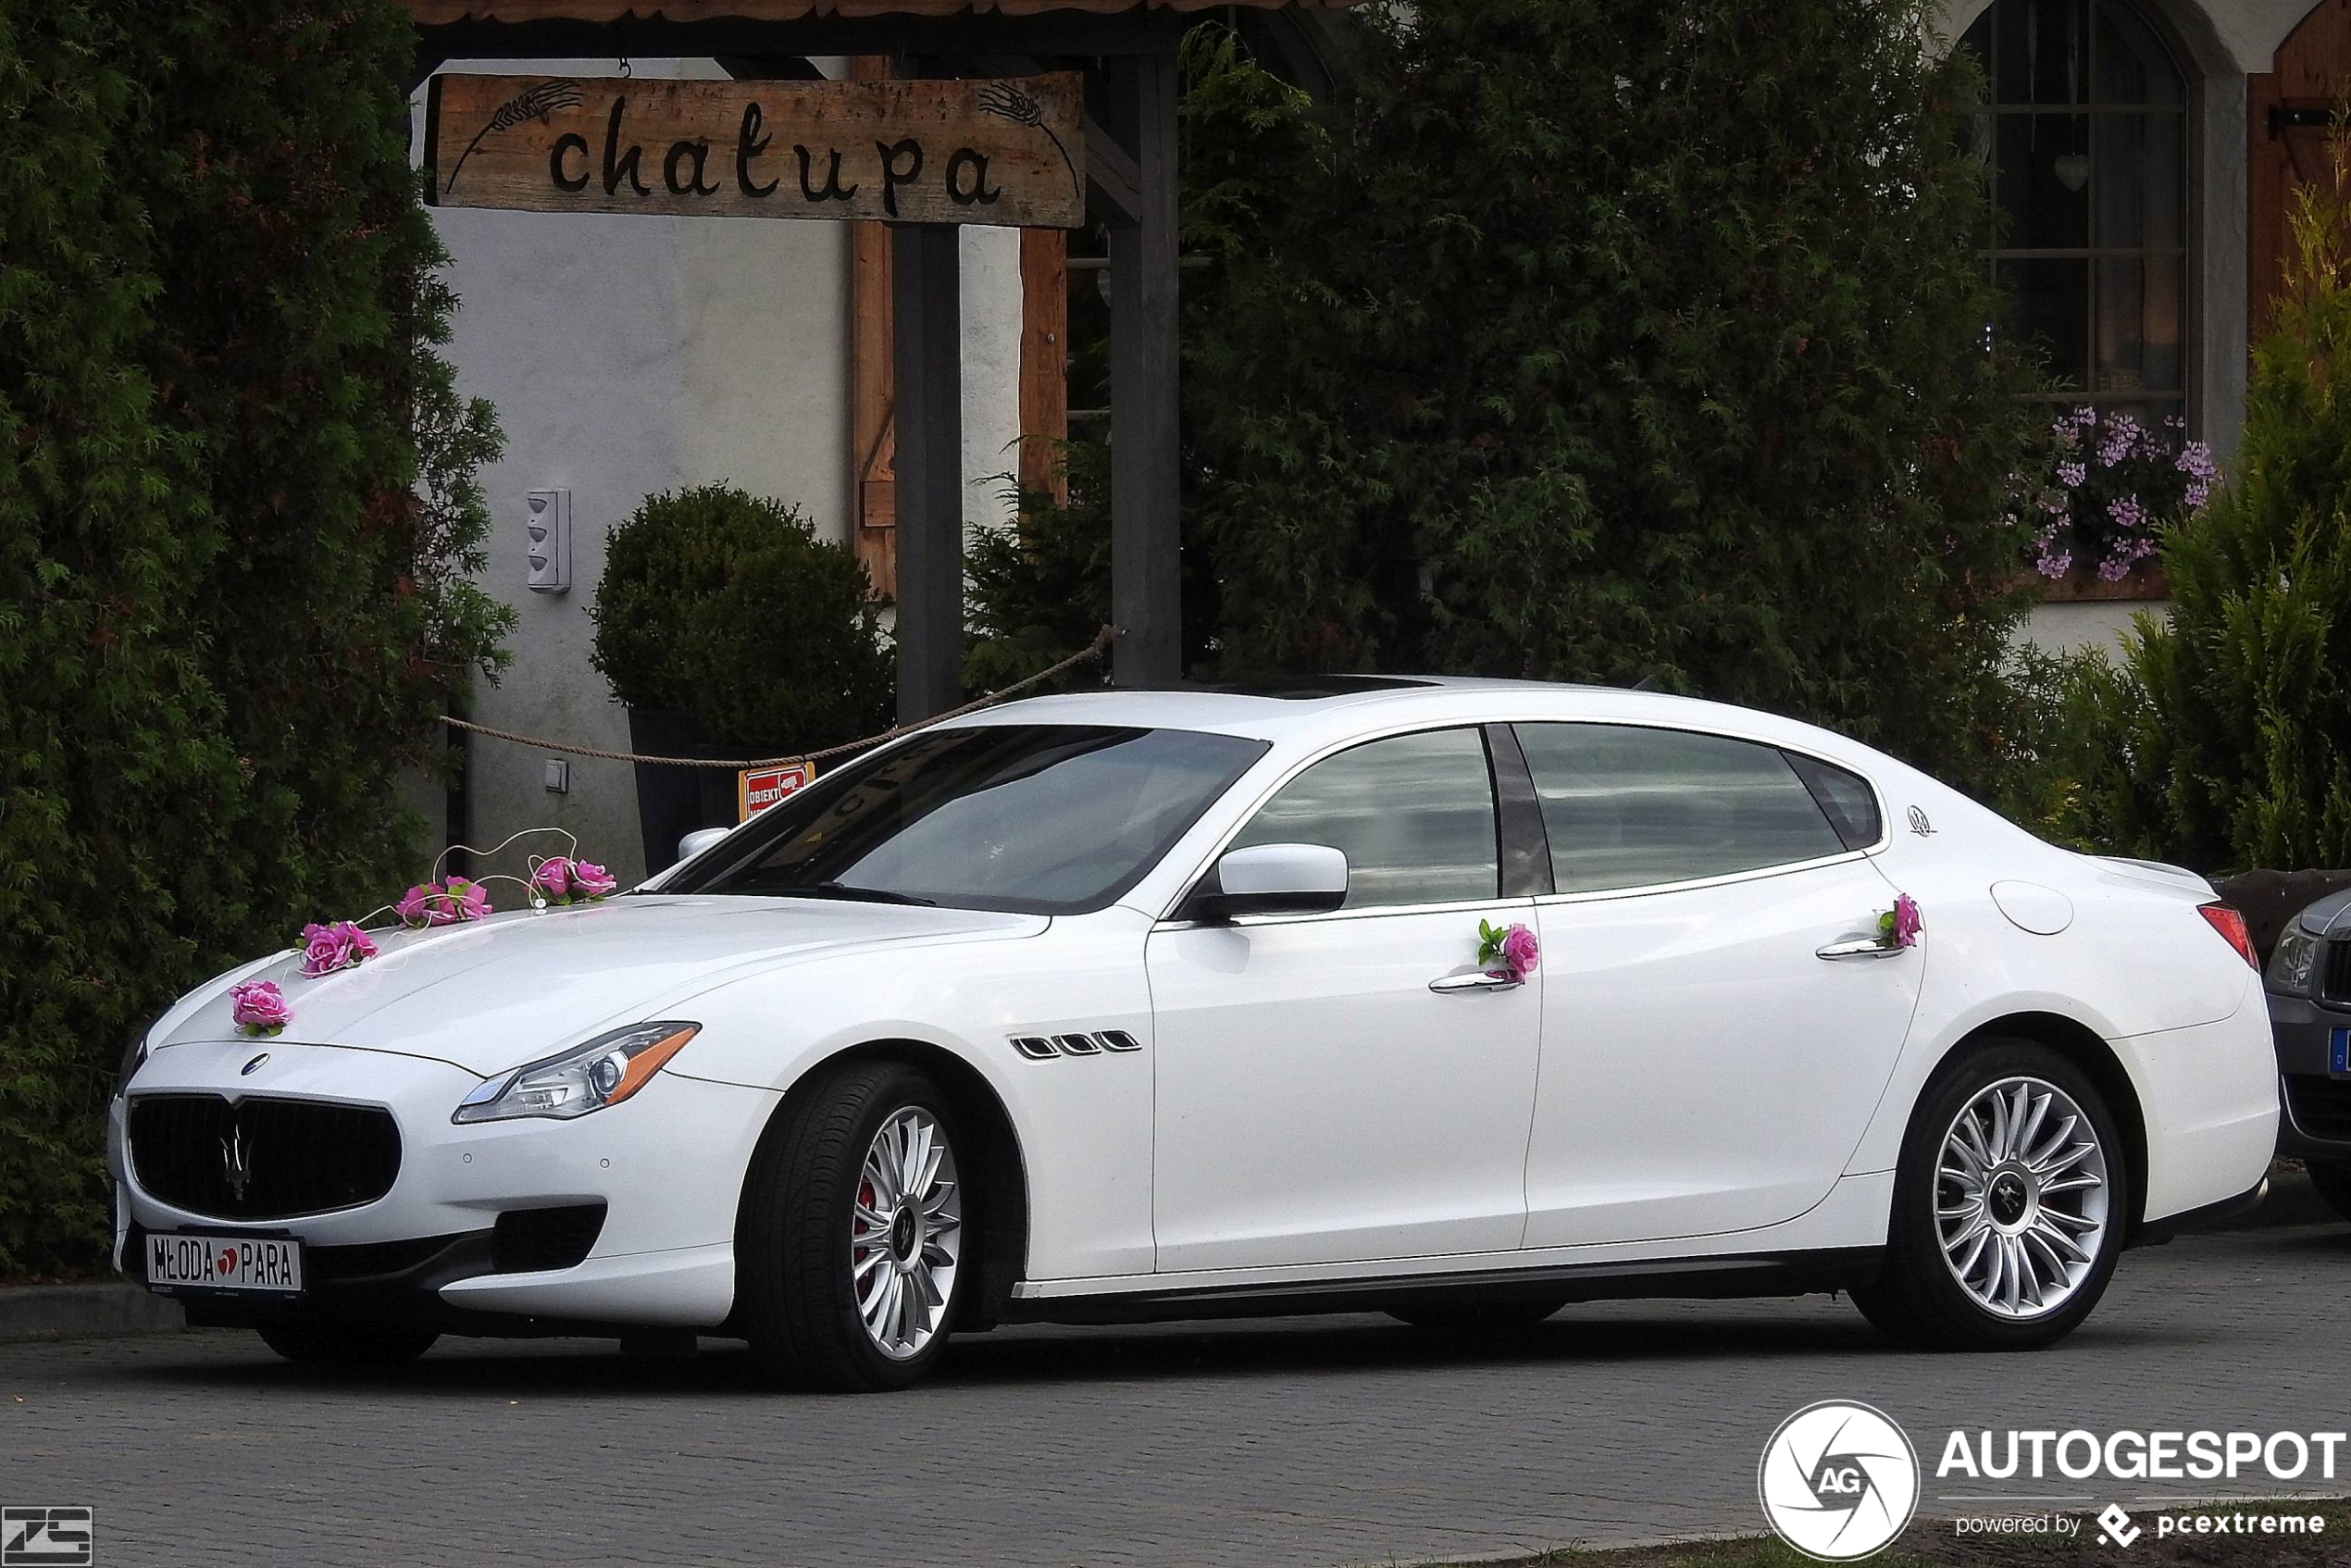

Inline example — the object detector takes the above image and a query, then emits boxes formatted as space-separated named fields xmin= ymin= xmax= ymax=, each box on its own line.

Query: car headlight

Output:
xmin=452 ymin=1022 xmax=700 ymax=1125
xmin=2269 ymin=927 xmax=2320 ymax=996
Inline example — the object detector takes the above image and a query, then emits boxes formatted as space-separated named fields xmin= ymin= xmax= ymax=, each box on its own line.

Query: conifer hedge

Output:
xmin=0 ymin=0 xmax=507 ymax=1273
xmin=979 ymin=4 xmax=2043 ymax=790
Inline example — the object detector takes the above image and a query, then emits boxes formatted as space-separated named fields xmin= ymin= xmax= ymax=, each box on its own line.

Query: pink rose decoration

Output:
xmin=397 ymin=878 xmax=491 ymax=927
xmin=397 ymin=883 xmax=452 ymax=928
xmin=1499 ymin=923 xmax=1540 ymax=979
xmin=1892 ymin=893 xmax=1922 ymax=949
xmin=229 ymin=980 xmax=291 ymax=1037
xmin=532 ymin=857 xmax=574 ymax=902
xmin=298 ymin=919 xmax=378 ymax=977
xmin=569 ymin=861 xmax=617 ymax=901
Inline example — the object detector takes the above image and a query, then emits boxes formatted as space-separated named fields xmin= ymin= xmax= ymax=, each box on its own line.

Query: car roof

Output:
xmin=943 ymin=676 xmax=1879 ymax=765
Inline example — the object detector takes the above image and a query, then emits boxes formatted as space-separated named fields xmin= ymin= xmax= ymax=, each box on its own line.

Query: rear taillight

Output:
xmin=2199 ymin=902 xmax=2258 ymax=968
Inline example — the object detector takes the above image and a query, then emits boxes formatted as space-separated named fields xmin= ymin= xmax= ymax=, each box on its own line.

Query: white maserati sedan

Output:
xmin=112 ymin=679 xmax=2278 ymax=1390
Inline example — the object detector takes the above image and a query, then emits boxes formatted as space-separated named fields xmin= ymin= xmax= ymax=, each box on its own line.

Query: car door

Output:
xmin=1147 ymin=726 xmax=1545 ymax=1272
xmin=1511 ymin=722 xmax=1923 ymax=1249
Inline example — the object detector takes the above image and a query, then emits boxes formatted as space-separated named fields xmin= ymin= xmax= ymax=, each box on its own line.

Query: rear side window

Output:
xmin=1513 ymin=723 xmax=1847 ymax=893
xmin=1782 ymin=751 xmax=1884 ymax=851
xmin=1231 ymin=728 xmax=1499 ymax=909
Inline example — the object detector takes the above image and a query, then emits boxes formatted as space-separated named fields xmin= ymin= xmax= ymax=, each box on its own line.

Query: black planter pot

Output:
xmin=627 ymin=708 xmax=741 ymax=876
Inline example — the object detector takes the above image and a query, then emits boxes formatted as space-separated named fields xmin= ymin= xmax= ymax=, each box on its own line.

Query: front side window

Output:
xmin=672 ymin=724 xmax=1267 ymax=915
xmin=1514 ymin=724 xmax=1848 ymax=893
xmin=1230 ymin=728 xmax=1499 ymax=910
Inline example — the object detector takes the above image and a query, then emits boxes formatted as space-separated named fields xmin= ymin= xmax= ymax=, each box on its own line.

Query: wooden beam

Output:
xmin=406 ymin=12 xmax=1194 ymax=62
xmin=1018 ymin=227 xmax=1070 ymax=506
xmin=1106 ymin=51 xmax=1181 ymax=687
xmin=1083 ymin=115 xmax=1145 ymax=223
xmin=892 ymin=221 xmax=965 ymax=720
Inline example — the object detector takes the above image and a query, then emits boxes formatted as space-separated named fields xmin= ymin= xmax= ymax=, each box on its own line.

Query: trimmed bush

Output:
xmin=591 ymin=486 xmax=894 ymax=753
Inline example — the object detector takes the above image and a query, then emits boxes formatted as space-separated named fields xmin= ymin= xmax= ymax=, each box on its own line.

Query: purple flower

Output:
xmin=396 ymin=884 xmax=448 ymax=927
xmin=2056 ymin=460 xmax=2086 ymax=489
xmin=570 ymin=861 xmax=618 ymax=900
xmin=1499 ymin=924 xmax=1540 ymax=980
xmin=445 ymin=877 xmax=492 ymax=921
xmin=298 ymin=919 xmax=378 ymax=977
xmin=2107 ymin=496 xmax=2149 ymax=533
xmin=229 ymin=980 xmax=291 ymax=1037
xmin=1892 ymin=894 xmax=1922 ymax=949
xmin=399 ymin=877 xmax=491 ymax=927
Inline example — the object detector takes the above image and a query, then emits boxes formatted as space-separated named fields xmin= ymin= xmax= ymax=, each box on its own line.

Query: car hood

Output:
xmin=150 ymin=895 xmax=1046 ymax=1076
xmin=2295 ymin=885 xmax=2351 ymax=938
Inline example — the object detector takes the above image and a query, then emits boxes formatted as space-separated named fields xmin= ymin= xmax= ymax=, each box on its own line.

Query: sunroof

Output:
xmin=1203 ymin=676 xmax=1436 ymax=701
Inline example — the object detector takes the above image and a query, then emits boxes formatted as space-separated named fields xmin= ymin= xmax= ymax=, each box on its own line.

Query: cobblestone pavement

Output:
xmin=6 ymin=1225 xmax=2348 ymax=1567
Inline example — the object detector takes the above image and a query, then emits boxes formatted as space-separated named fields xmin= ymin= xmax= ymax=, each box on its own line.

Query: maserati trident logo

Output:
xmin=240 ymin=1052 xmax=269 ymax=1076
xmin=219 ymin=1123 xmax=255 ymax=1203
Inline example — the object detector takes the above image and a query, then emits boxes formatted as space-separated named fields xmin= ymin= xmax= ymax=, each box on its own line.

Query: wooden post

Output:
xmin=1018 ymin=228 xmax=1070 ymax=506
xmin=849 ymin=56 xmax=897 ymax=596
xmin=1108 ymin=51 xmax=1181 ymax=687
xmin=892 ymin=221 xmax=964 ymax=722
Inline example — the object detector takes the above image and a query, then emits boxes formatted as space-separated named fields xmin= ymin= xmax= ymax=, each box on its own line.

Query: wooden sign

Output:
xmin=739 ymin=762 xmax=815 ymax=822
xmin=424 ymin=72 xmax=1085 ymax=228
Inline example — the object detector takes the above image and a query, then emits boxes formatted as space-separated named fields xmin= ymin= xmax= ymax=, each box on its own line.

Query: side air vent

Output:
xmin=492 ymin=1202 xmax=607 ymax=1274
xmin=1010 ymin=1030 xmax=1145 ymax=1060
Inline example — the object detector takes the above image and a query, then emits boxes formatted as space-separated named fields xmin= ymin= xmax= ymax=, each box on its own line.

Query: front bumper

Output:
xmin=2266 ymin=989 xmax=2351 ymax=1160
xmin=112 ymin=1039 xmax=777 ymax=1331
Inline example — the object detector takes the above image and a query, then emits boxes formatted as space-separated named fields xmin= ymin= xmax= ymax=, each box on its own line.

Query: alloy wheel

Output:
xmin=850 ymin=1107 xmax=963 ymax=1360
xmin=1934 ymin=1076 xmax=2110 ymax=1319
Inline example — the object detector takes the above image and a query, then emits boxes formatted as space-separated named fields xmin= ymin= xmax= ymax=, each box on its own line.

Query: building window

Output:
xmin=1964 ymin=0 xmax=2190 ymax=426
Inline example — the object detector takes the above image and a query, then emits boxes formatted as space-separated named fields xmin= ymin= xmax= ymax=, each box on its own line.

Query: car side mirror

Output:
xmin=678 ymin=827 xmax=731 ymax=863
xmin=1181 ymin=843 xmax=1349 ymax=922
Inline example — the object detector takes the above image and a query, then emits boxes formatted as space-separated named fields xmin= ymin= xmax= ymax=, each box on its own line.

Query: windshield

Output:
xmin=667 ymin=724 xmax=1269 ymax=914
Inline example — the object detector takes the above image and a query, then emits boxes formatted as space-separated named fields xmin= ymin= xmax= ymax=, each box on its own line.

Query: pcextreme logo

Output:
xmin=1758 ymin=1401 xmax=1922 ymax=1562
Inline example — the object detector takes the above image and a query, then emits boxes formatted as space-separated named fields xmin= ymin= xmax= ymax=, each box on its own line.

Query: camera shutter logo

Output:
xmin=2 ymin=1507 xmax=93 ymax=1568
xmin=1757 ymin=1401 xmax=1920 ymax=1561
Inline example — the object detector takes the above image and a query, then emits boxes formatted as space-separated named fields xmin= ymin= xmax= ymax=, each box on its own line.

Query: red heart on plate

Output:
xmin=218 ymin=1251 xmax=236 ymax=1276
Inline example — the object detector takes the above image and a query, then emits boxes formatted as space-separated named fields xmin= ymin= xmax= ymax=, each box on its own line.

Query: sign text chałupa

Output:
xmin=425 ymin=73 xmax=1086 ymax=228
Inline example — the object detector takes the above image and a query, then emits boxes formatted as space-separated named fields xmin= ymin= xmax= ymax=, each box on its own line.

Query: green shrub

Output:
xmin=0 ymin=0 xmax=508 ymax=1274
xmin=2014 ymin=123 xmax=2351 ymax=873
xmin=2129 ymin=125 xmax=2351 ymax=870
xmin=591 ymin=485 xmax=893 ymax=753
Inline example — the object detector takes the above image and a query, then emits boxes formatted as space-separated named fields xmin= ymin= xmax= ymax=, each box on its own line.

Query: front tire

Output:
xmin=1852 ymin=1039 xmax=2128 ymax=1351
xmin=2306 ymin=1161 xmax=2351 ymax=1225
xmin=738 ymin=1060 xmax=970 ymax=1392
xmin=256 ymin=1324 xmax=438 ymax=1370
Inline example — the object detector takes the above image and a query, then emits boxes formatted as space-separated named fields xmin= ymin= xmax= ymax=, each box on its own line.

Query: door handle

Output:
xmin=1815 ymin=938 xmax=1903 ymax=961
xmin=1429 ymin=970 xmax=1523 ymax=994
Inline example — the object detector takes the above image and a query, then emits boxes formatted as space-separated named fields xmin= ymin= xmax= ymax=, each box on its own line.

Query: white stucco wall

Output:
xmin=417 ymin=58 xmax=1023 ymax=883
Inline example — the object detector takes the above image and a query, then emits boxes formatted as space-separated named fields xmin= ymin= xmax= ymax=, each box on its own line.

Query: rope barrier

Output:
xmin=437 ymin=624 xmax=1121 ymax=769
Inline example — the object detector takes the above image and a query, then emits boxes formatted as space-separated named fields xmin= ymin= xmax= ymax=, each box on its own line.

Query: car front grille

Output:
xmin=2284 ymin=1076 xmax=2351 ymax=1143
xmin=127 ymin=1094 xmax=401 ymax=1221
xmin=2323 ymin=940 xmax=2351 ymax=1004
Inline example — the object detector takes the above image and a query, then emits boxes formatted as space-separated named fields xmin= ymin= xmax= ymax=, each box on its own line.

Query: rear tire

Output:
xmin=1387 ymin=1298 xmax=1567 ymax=1334
xmin=2306 ymin=1161 xmax=2351 ymax=1225
xmin=738 ymin=1060 xmax=971 ymax=1392
xmin=257 ymin=1324 xmax=438 ymax=1370
xmin=1852 ymin=1039 xmax=2128 ymax=1351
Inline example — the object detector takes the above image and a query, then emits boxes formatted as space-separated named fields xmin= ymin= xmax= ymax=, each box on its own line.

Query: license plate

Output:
xmin=145 ymin=1232 xmax=303 ymax=1294
xmin=2332 ymin=1027 xmax=2351 ymax=1076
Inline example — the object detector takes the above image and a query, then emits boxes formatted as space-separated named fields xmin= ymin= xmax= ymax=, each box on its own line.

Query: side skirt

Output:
xmin=998 ymin=1246 xmax=1885 ymax=1327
